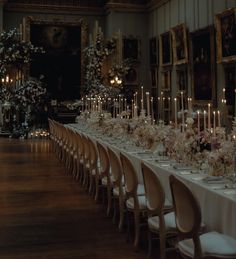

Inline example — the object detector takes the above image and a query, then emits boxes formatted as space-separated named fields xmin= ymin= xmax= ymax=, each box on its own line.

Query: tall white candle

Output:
xmin=162 ymin=97 xmax=165 ymax=121
xmin=174 ymin=98 xmax=177 ymax=128
xmin=218 ymin=110 xmax=221 ymax=127
xmin=213 ymin=111 xmax=216 ymax=136
xmin=181 ymin=91 xmax=184 ymax=131
xmin=223 ymin=88 xmax=226 ymax=100
xmin=168 ymin=97 xmax=171 ymax=122
xmin=141 ymin=86 xmax=144 ymax=110
xmin=204 ymin=110 xmax=206 ymax=131
xmin=197 ymin=110 xmax=200 ymax=135
xmin=146 ymin=92 xmax=150 ymax=116
xmin=235 ymin=89 xmax=236 ymax=117
xmin=208 ymin=103 xmax=211 ymax=130
xmin=151 ymin=97 xmax=154 ymax=123
xmin=158 ymin=97 xmax=161 ymax=120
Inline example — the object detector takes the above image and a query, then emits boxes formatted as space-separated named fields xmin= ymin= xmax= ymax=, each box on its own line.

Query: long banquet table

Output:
xmin=68 ymin=122 xmax=236 ymax=239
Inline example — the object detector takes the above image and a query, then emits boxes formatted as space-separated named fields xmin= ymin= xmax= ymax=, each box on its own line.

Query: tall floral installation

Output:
xmin=0 ymin=28 xmax=46 ymax=138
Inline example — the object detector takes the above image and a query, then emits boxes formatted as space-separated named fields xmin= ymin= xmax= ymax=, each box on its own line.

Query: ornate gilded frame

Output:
xmin=190 ymin=25 xmax=216 ymax=105
xmin=122 ymin=35 xmax=141 ymax=62
xmin=171 ymin=23 xmax=188 ymax=65
xmin=215 ymin=8 xmax=236 ymax=63
xmin=23 ymin=16 xmax=88 ymax=93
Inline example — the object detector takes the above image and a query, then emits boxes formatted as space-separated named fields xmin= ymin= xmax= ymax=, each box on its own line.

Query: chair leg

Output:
xmin=118 ymin=198 xmax=125 ymax=232
xmin=106 ymin=186 xmax=112 ymax=216
xmin=134 ymin=210 xmax=140 ymax=249
xmin=147 ymin=230 xmax=152 ymax=259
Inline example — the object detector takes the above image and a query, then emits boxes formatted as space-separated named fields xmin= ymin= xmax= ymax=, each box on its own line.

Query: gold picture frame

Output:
xmin=23 ymin=16 xmax=88 ymax=96
xmin=161 ymin=70 xmax=171 ymax=91
xmin=171 ymin=23 xmax=188 ymax=65
xmin=190 ymin=26 xmax=216 ymax=105
xmin=215 ymin=8 xmax=236 ymax=63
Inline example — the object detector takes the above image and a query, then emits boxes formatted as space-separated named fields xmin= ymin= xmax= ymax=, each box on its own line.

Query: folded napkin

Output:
xmin=202 ymin=176 xmax=226 ymax=184
xmin=173 ymin=163 xmax=192 ymax=170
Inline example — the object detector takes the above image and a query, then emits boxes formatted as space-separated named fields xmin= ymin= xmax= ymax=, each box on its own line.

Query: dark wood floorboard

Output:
xmin=0 ymin=138 xmax=180 ymax=259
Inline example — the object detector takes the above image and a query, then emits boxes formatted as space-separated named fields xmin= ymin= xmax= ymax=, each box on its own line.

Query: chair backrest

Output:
xmin=81 ymin=134 xmax=90 ymax=162
xmin=141 ymin=162 xmax=165 ymax=215
xmin=97 ymin=141 xmax=110 ymax=177
xmin=169 ymin=175 xmax=201 ymax=240
xmin=120 ymin=152 xmax=138 ymax=195
xmin=107 ymin=146 xmax=122 ymax=186
xmin=87 ymin=137 xmax=98 ymax=169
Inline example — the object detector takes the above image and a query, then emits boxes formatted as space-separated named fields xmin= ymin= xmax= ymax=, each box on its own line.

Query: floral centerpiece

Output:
xmin=207 ymin=141 xmax=234 ymax=176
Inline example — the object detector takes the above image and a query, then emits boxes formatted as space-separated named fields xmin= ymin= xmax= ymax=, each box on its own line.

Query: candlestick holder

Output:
xmin=140 ymin=109 xmax=146 ymax=118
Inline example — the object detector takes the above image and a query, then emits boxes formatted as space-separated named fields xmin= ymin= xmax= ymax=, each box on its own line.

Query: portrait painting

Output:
xmin=150 ymin=67 xmax=157 ymax=87
xmin=176 ymin=67 xmax=187 ymax=92
xmin=24 ymin=17 xmax=87 ymax=101
xmin=224 ymin=65 xmax=236 ymax=116
xmin=216 ymin=8 xmax=236 ymax=63
xmin=160 ymin=31 xmax=172 ymax=66
xmin=190 ymin=26 xmax=215 ymax=104
xmin=161 ymin=70 xmax=171 ymax=91
xmin=123 ymin=37 xmax=140 ymax=61
xmin=171 ymin=23 xmax=188 ymax=65
xmin=149 ymin=37 xmax=158 ymax=65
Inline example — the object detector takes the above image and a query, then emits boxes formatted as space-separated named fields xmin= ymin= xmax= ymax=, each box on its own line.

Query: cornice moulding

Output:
xmin=4 ymin=3 xmax=104 ymax=16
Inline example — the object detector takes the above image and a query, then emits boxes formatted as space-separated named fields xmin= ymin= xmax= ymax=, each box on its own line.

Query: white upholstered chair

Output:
xmin=141 ymin=162 xmax=176 ymax=259
xmin=120 ymin=152 xmax=147 ymax=249
xmin=169 ymin=174 xmax=236 ymax=259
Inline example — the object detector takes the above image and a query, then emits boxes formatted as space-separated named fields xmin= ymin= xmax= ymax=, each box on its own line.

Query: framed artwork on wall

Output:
xmin=23 ymin=16 xmax=87 ymax=100
xmin=224 ymin=65 xmax=236 ymax=116
xmin=161 ymin=70 xmax=171 ymax=91
xmin=190 ymin=26 xmax=216 ymax=104
xmin=149 ymin=37 xmax=158 ymax=66
xmin=176 ymin=66 xmax=188 ymax=93
xmin=150 ymin=67 xmax=158 ymax=87
xmin=123 ymin=37 xmax=141 ymax=62
xmin=215 ymin=8 xmax=236 ymax=63
xmin=160 ymin=31 xmax=172 ymax=66
xmin=171 ymin=23 xmax=188 ymax=65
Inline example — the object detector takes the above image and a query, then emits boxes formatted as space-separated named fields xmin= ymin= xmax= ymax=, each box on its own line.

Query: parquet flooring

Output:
xmin=0 ymin=138 xmax=179 ymax=259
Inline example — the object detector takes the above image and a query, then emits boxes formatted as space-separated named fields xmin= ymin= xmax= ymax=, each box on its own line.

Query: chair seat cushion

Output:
xmin=137 ymin=184 xmax=145 ymax=195
xmin=101 ymin=176 xmax=108 ymax=186
xmin=126 ymin=196 xmax=147 ymax=210
xmin=148 ymin=212 xmax=176 ymax=233
xmin=113 ymin=186 xmax=125 ymax=197
xmin=178 ymin=231 xmax=236 ymax=258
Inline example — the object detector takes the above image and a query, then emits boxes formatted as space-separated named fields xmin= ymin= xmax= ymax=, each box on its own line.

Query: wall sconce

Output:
xmin=110 ymin=75 xmax=122 ymax=87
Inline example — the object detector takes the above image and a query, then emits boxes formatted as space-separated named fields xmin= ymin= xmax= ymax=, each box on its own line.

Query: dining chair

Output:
xmin=107 ymin=146 xmax=125 ymax=231
xmin=169 ymin=174 xmax=236 ymax=259
xmin=96 ymin=142 xmax=111 ymax=213
xmin=120 ymin=152 xmax=147 ymax=249
xmin=87 ymin=137 xmax=98 ymax=196
xmin=141 ymin=162 xmax=176 ymax=259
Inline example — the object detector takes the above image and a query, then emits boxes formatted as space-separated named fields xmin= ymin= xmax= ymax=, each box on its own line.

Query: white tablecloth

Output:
xmin=68 ymin=123 xmax=236 ymax=239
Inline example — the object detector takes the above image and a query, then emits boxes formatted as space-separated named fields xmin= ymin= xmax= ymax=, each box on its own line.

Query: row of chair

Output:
xmin=48 ymin=118 xmax=236 ymax=259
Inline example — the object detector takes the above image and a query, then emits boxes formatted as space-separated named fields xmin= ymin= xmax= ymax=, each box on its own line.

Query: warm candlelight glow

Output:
xmin=203 ymin=110 xmax=206 ymax=131
xmin=197 ymin=110 xmax=200 ymax=135
xmin=208 ymin=103 xmax=211 ymax=130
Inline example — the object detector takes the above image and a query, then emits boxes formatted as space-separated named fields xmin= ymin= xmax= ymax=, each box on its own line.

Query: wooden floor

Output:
xmin=0 ymin=138 xmax=179 ymax=259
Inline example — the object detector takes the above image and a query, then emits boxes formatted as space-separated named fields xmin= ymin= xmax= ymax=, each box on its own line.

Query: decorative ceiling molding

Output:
xmin=105 ymin=2 xmax=146 ymax=14
xmin=4 ymin=0 xmax=168 ymax=14
xmin=4 ymin=3 xmax=104 ymax=15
